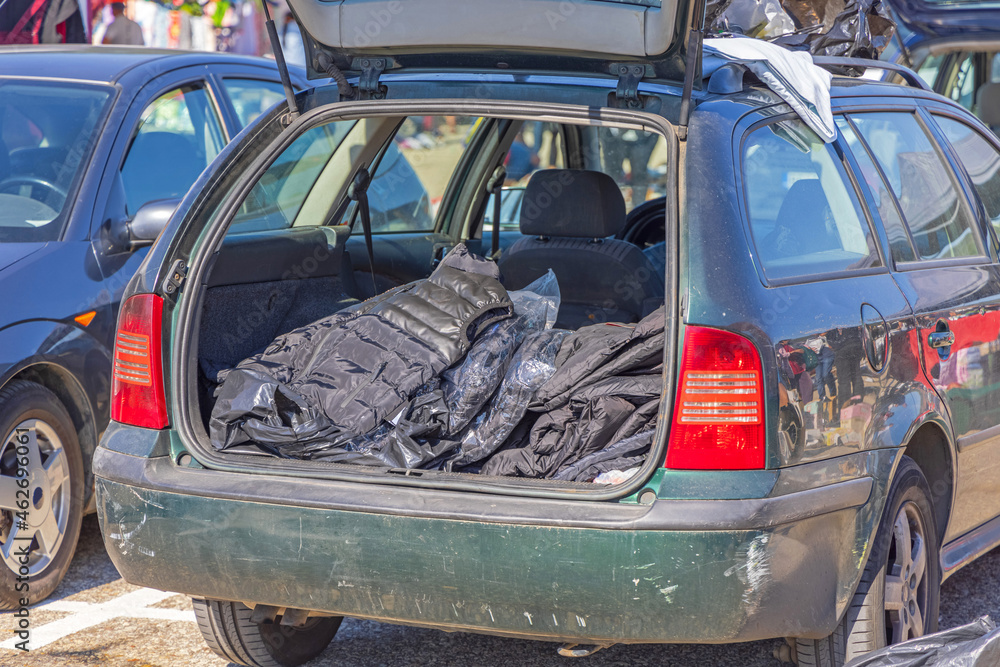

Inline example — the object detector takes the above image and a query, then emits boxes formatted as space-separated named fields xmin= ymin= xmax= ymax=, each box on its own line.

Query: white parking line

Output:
xmin=0 ymin=587 xmax=194 ymax=651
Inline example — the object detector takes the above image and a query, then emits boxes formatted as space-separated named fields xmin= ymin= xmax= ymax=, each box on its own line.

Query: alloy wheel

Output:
xmin=0 ymin=419 xmax=72 ymax=576
xmin=883 ymin=499 xmax=929 ymax=644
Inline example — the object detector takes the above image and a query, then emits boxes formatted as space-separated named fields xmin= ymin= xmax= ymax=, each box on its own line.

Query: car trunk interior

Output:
xmin=183 ymin=106 xmax=677 ymax=497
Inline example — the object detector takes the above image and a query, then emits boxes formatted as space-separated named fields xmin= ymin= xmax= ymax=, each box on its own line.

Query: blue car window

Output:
xmin=222 ymin=78 xmax=287 ymax=128
xmin=121 ymin=84 xmax=226 ymax=215
xmin=950 ymin=54 xmax=977 ymax=111
xmin=934 ymin=115 xmax=1000 ymax=241
xmin=0 ymin=81 xmax=111 ymax=242
xmin=851 ymin=112 xmax=984 ymax=261
xmin=743 ymin=119 xmax=881 ymax=282
xmin=915 ymin=54 xmax=944 ymax=90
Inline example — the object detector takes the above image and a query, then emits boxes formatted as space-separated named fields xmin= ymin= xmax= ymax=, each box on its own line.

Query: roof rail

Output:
xmin=811 ymin=56 xmax=931 ymax=92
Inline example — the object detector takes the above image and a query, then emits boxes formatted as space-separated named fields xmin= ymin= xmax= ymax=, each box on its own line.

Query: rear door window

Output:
xmin=933 ymin=115 xmax=1000 ymax=241
xmin=222 ymin=78 xmax=287 ymax=128
xmin=850 ymin=112 xmax=984 ymax=261
xmin=230 ymin=121 xmax=354 ymax=233
xmin=742 ymin=119 xmax=881 ymax=282
xmin=229 ymin=115 xmax=487 ymax=235
xmin=837 ymin=117 xmax=916 ymax=263
xmin=363 ymin=116 xmax=481 ymax=233
xmin=121 ymin=83 xmax=226 ymax=215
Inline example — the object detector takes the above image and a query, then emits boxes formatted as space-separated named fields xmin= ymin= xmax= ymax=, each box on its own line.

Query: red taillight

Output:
xmin=666 ymin=326 xmax=764 ymax=470
xmin=111 ymin=294 xmax=168 ymax=429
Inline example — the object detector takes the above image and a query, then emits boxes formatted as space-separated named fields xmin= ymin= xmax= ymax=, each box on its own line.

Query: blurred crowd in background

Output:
xmin=0 ymin=0 xmax=296 ymax=61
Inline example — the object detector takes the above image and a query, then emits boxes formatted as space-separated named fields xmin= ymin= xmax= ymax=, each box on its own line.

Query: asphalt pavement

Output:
xmin=2 ymin=514 xmax=1000 ymax=666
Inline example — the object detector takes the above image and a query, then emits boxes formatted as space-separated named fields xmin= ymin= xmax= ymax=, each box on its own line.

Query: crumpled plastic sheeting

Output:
xmin=706 ymin=0 xmax=895 ymax=60
xmin=441 ymin=328 xmax=570 ymax=471
xmin=285 ymin=273 xmax=562 ymax=469
xmin=843 ymin=617 xmax=1000 ymax=667
xmin=707 ymin=0 xmax=796 ymax=39
xmin=593 ymin=467 xmax=642 ymax=485
xmin=440 ymin=270 xmax=560 ymax=433
xmin=775 ymin=0 xmax=896 ymax=61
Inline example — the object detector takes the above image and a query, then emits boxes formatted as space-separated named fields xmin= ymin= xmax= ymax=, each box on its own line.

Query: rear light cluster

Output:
xmin=666 ymin=326 xmax=764 ymax=470
xmin=111 ymin=294 xmax=169 ymax=429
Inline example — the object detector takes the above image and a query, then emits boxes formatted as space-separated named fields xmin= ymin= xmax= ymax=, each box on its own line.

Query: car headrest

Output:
xmin=978 ymin=83 xmax=1000 ymax=127
xmin=518 ymin=169 xmax=626 ymax=238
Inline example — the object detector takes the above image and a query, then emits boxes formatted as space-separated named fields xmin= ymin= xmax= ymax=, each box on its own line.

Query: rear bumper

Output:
xmin=94 ymin=443 xmax=878 ymax=644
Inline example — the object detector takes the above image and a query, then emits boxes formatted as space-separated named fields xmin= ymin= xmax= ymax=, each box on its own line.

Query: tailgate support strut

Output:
xmin=677 ymin=27 xmax=702 ymax=141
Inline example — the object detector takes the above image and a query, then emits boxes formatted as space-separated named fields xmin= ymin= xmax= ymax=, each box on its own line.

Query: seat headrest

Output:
xmin=978 ymin=83 xmax=1000 ymax=127
xmin=518 ymin=169 xmax=626 ymax=238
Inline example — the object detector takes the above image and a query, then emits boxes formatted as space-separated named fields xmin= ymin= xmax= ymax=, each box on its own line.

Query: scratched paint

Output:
xmin=723 ymin=534 xmax=771 ymax=610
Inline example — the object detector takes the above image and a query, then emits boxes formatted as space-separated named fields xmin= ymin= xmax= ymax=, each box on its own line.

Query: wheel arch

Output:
xmin=901 ymin=421 xmax=954 ymax=544
xmin=3 ymin=362 xmax=99 ymax=510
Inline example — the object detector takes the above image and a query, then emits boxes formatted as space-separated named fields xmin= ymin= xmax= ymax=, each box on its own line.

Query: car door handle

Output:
xmin=928 ymin=331 xmax=955 ymax=349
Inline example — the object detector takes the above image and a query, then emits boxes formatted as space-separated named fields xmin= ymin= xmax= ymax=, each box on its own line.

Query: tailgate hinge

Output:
xmin=612 ymin=63 xmax=647 ymax=109
xmin=352 ymin=58 xmax=389 ymax=100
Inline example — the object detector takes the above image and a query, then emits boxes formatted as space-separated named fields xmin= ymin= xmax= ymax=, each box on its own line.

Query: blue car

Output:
xmin=883 ymin=0 xmax=1000 ymax=131
xmin=0 ymin=46 xmax=312 ymax=608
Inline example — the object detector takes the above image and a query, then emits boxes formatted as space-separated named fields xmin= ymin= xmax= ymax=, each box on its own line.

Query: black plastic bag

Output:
xmin=706 ymin=0 xmax=895 ymax=60
xmin=844 ymin=617 xmax=1000 ymax=667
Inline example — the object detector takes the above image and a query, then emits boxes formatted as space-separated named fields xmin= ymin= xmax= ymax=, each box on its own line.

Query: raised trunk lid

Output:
xmin=890 ymin=0 xmax=1000 ymax=40
xmin=288 ymin=0 xmax=701 ymax=83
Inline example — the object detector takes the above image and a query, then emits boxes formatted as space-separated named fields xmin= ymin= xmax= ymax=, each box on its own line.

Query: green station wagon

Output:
xmin=92 ymin=1 xmax=1000 ymax=665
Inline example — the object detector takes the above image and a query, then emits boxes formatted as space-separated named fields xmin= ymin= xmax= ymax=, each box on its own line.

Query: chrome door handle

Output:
xmin=928 ymin=331 xmax=955 ymax=349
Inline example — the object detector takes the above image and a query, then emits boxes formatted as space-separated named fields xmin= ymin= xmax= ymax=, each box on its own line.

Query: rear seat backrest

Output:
xmin=498 ymin=169 xmax=664 ymax=329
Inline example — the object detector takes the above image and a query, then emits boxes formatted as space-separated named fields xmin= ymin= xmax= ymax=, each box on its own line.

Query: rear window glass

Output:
xmin=851 ymin=112 xmax=983 ymax=261
xmin=743 ymin=119 xmax=881 ymax=282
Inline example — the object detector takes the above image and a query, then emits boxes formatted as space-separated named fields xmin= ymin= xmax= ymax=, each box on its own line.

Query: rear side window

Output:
xmin=743 ymin=119 xmax=880 ymax=282
xmin=230 ymin=121 xmax=353 ymax=233
xmin=933 ymin=115 xmax=1000 ymax=241
xmin=851 ymin=112 xmax=983 ymax=261
xmin=222 ymin=78 xmax=287 ymax=128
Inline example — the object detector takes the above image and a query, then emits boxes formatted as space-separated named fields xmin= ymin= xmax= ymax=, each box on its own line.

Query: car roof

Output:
xmin=0 ymin=45 xmax=280 ymax=84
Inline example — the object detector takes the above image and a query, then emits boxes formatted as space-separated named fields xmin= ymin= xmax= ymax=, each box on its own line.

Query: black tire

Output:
xmin=796 ymin=456 xmax=940 ymax=666
xmin=0 ymin=381 xmax=84 ymax=610
xmin=193 ymin=598 xmax=342 ymax=667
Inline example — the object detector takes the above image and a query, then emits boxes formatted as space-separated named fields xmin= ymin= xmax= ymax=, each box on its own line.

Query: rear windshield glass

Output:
xmin=0 ymin=80 xmax=111 ymax=243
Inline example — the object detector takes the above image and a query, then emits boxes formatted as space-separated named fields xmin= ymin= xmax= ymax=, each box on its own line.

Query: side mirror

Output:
xmin=108 ymin=198 xmax=179 ymax=251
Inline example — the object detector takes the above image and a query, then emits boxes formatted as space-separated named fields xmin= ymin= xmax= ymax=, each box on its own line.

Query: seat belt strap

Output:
xmin=486 ymin=165 xmax=506 ymax=260
xmin=348 ymin=168 xmax=378 ymax=295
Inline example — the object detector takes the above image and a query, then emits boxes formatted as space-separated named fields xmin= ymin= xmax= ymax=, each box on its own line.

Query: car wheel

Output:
xmin=193 ymin=598 xmax=343 ymax=667
xmin=0 ymin=380 xmax=84 ymax=609
xmin=795 ymin=456 xmax=940 ymax=666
